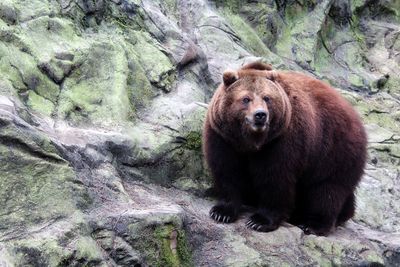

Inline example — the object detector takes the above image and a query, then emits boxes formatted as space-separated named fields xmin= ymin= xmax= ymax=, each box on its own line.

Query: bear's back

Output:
xmin=275 ymin=70 xmax=367 ymax=184
xmin=275 ymin=71 xmax=363 ymax=132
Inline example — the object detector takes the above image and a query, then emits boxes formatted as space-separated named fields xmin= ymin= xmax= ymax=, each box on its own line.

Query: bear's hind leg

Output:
xmin=336 ymin=192 xmax=355 ymax=226
xmin=300 ymin=183 xmax=350 ymax=236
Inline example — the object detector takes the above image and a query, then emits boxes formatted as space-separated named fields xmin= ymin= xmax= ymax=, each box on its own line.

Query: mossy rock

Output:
xmin=57 ymin=40 xmax=133 ymax=126
xmin=220 ymin=10 xmax=271 ymax=57
xmin=138 ymin=224 xmax=193 ymax=267
xmin=0 ymin=41 xmax=60 ymax=103
xmin=130 ymin=31 xmax=176 ymax=92
xmin=0 ymin=117 xmax=89 ymax=235
xmin=26 ymin=90 xmax=55 ymax=116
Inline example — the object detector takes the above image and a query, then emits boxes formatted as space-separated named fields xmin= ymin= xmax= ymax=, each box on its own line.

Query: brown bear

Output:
xmin=202 ymin=62 xmax=367 ymax=236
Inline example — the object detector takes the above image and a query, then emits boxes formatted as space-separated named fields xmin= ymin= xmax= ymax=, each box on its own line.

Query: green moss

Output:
xmin=11 ymin=0 xmax=55 ymax=22
xmin=214 ymin=0 xmax=242 ymax=12
xmin=276 ymin=1 xmax=337 ymax=70
xmin=0 ymin=78 xmax=17 ymax=97
xmin=387 ymin=1 xmax=400 ymax=22
xmin=349 ymin=14 xmax=366 ymax=47
xmin=161 ymin=0 xmax=178 ymax=18
xmin=221 ymin=10 xmax=271 ymax=57
xmin=275 ymin=3 xmax=309 ymax=60
xmin=0 ymin=123 xmax=87 ymax=233
xmin=385 ymin=77 xmax=400 ymax=95
xmin=0 ymin=154 xmax=77 ymax=229
xmin=303 ymin=237 xmax=341 ymax=266
xmin=222 ymin=233 xmax=263 ymax=266
xmin=313 ymin=38 xmax=332 ymax=74
xmin=183 ymin=131 xmax=202 ymax=151
xmin=153 ymin=225 xmax=192 ymax=267
xmin=348 ymin=73 xmax=365 ymax=88
xmin=212 ymin=1 xmax=285 ymax=63
xmin=131 ymin=31 xmax=175 ymax=91
xmin=350 ymin=0 xmax=367 ymax=12
xmin=314 ymin=13 xmax=335 ymax=70
xmin=350 ymin=95 xmax=400 ymax=133
xmin=30 ymin=239 xmax=67 ymax=267
xmin=27 ymin=90 xmax=55 ymax=116
xmin=137 ymin=224 xmax=192 ymax=267
xmin=17 ymin=16 xmax=83 ymax=60
xmin=6 ymin=221 xmax=102 ymax=267
xmin=154 ymin=226 xmax=181 ymax=267
xmin=284 ymin=2 xmax=308 ymax=21
xmin=304 ymin=234 xmax=385 ymax=266
xmin=13 ymin=246 xmax=49 ymax=267
xmin=175 ymin=228 xmax=192 ymax=266
xmin=74 ymin=237 xmax=103 ymax=263
xmin=247 ymin=3 xmax=282 ymax=50
xmin=0 ymin=41 xmax=60 ymax=102
xmin=104 ymin=0 xmax=146 ymax=31
xmin=364 ymin=113 xmax=399 ymax=133
xmin=57 ymin=40 xmax=133 ymax=126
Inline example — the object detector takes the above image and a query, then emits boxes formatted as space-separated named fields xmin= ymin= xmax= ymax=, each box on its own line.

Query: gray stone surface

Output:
xmin=0 ymin=0 xmax=399 ymax=266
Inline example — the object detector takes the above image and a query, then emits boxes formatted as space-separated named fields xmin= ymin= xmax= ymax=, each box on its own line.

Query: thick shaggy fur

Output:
xmin=203 ymin=62 xmax=367 ymax=235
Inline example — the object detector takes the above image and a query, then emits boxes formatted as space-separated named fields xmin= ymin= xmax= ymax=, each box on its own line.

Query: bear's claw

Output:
xmin=246 ymin=213 xmax=279 ymax=232
xmin=209 ymin=203 xmax=238 ymax=223
xmin=210 ymin=212 xmax=231 ymax=223
xmin=246 ymin=219 xmax=263 ymax=231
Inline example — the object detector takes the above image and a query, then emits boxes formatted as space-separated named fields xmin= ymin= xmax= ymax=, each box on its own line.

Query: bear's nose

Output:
xmin=254 ymin=110 xmax=267 ymax=124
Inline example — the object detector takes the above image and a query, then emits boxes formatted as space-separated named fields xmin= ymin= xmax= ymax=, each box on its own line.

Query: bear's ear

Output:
xmin=241 ymin=61 xmax=273 ymax=71
xmin=265 ymin=70 xmax=278 ymax=81
xmin=223 ymin=71 xmax=239 ymax=87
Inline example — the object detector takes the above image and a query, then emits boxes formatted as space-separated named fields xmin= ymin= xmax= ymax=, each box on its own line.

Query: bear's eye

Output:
xmin=263 ymin=96 xmax=270 ymax=103
xmin=242 ymin=97 xmax=251 ymax=104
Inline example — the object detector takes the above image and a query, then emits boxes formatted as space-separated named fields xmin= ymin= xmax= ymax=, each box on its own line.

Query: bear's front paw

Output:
xmin=209 ymin=203 xmax=238 ymax=223
xmin=246 ymin=213 xmax=279 ymax=232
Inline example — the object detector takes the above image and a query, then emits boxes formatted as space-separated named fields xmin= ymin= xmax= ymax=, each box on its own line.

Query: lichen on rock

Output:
xmin=0 ymin=0 xmax=399 ymax=266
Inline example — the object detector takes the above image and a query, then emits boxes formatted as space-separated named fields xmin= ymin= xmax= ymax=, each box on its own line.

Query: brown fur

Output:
xmin=203 ymin=62 xmax=367 ymax=235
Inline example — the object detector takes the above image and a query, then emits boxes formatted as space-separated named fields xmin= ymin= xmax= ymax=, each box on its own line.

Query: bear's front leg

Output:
xmin=203 ymin=126 xmax=246 ymax=224
xmin=246 ymin=164 xmax=296 ymax=232
xmin=207 ymin=148 xmax=245 ymax=223
xmin=246 ymin=190 xmax=294 ymax=232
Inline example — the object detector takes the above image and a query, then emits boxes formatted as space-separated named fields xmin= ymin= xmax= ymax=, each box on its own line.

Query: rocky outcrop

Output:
xmin=0 ymin=0 xmax=399 ymax=266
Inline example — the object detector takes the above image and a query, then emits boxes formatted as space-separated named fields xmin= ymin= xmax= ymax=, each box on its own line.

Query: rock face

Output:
xmin=0 ymin=0 xmax=399 ymax=266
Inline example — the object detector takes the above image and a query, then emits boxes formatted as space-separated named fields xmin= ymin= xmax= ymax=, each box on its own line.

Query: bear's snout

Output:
xmin=254 ymin=110 xmax=267 ymax=125
xmin=245 ymin=109 xmax=269 ymax=133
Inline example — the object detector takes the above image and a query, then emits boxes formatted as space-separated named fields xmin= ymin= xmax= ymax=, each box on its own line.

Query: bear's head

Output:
xmin=209 ymin=62 xmax=292 ymax=152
